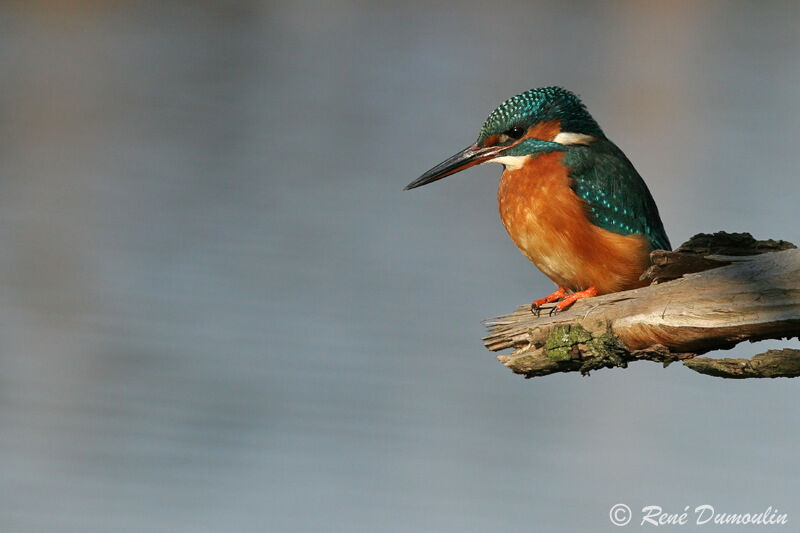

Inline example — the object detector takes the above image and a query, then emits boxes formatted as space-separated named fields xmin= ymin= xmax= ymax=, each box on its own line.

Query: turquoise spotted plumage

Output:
xmin=478 ymin=86 xmax=604 ymax=143
xmin=564 ymin=139 xmax=671 ymax=251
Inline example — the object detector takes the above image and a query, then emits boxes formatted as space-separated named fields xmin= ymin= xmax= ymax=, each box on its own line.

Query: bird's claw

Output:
xmin=530 ymin=287 xmax=568 ymax=316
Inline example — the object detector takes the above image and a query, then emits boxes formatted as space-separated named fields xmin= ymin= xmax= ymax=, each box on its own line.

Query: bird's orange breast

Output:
xmin=497 ymin=151 xmax=652 ymax=294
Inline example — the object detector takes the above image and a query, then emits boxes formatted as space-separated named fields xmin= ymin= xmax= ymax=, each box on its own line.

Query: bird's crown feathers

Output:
xmin=478 ymin=86 xmax=603 ymax=143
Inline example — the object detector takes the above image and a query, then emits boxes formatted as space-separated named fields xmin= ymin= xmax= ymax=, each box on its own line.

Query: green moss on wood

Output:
xmin=581 ymin=330 xmax=627 ymax=374
xmin=544 ymin=325 xmax=592 ymax=361
xmin=541 ymin=324 xmax=628 ymax=375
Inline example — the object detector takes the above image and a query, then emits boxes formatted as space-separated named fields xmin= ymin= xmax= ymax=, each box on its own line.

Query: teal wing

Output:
xmin=563 ymin=139 xmax=671 ymax=251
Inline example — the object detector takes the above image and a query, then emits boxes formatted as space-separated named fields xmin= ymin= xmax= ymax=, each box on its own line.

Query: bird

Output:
xmin=405 ymin=87 xmax=670 ymax=313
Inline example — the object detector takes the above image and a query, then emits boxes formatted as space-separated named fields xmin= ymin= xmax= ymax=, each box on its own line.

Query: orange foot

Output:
xmin=530 ymin=287 xmax=567 ymax=315
xmin=554 ymin=286 xmax=598 ymax=311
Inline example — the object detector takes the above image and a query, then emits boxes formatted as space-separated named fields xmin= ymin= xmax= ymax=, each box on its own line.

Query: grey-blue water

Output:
xmin=0 ymin=2 xmax=798 ymax=532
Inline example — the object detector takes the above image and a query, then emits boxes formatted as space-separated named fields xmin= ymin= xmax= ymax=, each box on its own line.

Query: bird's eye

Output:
xmin=504 ymin=126 xmax=525 ymax=140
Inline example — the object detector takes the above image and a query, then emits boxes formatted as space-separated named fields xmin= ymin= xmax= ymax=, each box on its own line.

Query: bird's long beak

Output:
xmin=404 ymin=143 xmax=506 ymax=190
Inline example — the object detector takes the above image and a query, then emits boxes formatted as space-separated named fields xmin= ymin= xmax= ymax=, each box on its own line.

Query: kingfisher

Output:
xmin=405 ymin=87 xmax=670 ymax=313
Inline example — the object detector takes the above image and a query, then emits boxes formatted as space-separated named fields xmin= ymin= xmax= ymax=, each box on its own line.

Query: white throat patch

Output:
xmin=487 ymin=155 xmax=528 ymax=170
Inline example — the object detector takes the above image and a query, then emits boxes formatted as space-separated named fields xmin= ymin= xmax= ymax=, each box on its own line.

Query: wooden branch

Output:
xmin=483 ymin=233 xmax=800 ymax=379
xmin=683 ymin=349 xmax=800 ymax=379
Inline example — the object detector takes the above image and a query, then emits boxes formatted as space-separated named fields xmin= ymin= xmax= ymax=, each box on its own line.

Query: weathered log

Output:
xmin=483 ymin=233 xmax=800 ymax=379
xmin=642 ymin=232 xmax=796 ymax=284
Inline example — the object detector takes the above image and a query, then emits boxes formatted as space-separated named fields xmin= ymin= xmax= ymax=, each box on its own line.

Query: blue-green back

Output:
xmin=564 ymin=139 xmax=671 ymax=251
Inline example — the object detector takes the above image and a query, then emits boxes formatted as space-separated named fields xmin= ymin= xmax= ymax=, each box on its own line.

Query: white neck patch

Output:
xmin=552 ymin=131 xmax=595 ymax=146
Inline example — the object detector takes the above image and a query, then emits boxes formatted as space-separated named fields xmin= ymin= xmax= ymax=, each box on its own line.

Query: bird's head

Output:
xmin=405 ymin=86 xmax=604 ymax=190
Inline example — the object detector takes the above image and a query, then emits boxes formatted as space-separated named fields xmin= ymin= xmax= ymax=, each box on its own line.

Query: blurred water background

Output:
xmin=0 ymin=1 xmax=799 ymax=532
